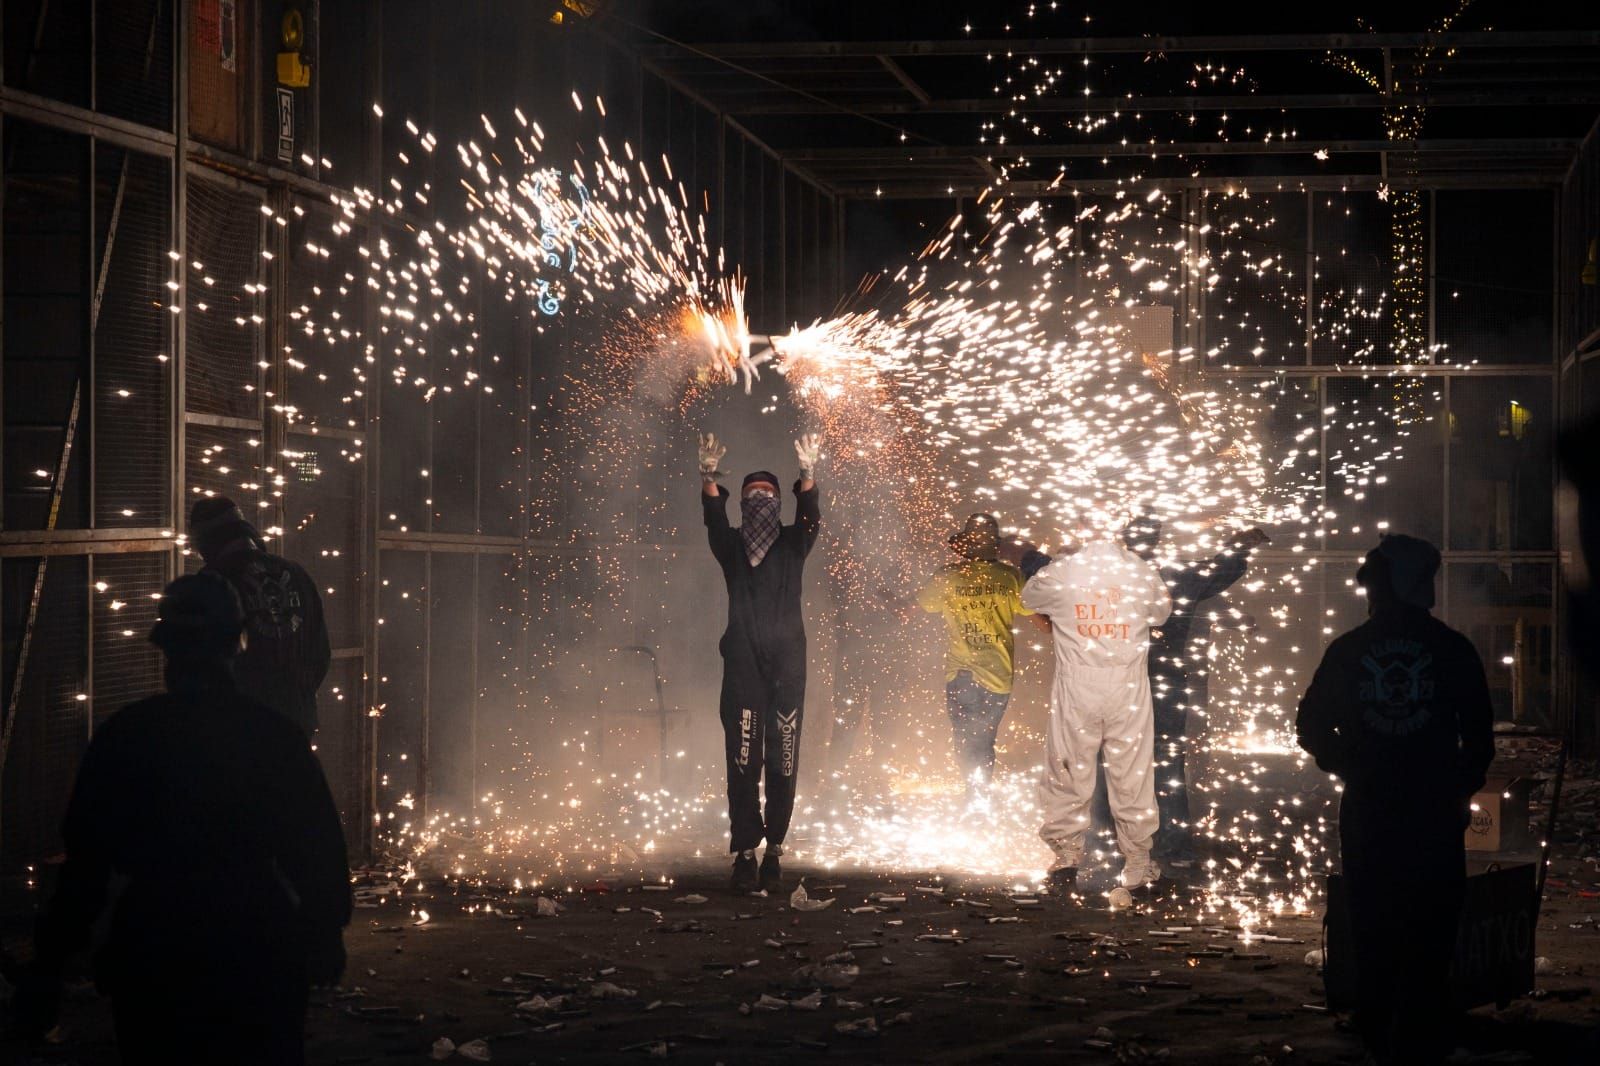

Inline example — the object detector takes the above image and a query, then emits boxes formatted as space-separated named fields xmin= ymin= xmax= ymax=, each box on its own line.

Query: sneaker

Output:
xmin=730 ymin=850 xmax=759 ymax=893
xmin=759 ymin=849 xmax=783 ymax=892
xmin=1120 ymin=858 xmax=1163 ymax=890
xmin=1046 ymin=866 xmax=1078 ymax=894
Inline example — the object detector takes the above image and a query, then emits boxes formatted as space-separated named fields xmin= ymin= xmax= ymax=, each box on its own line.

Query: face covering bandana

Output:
xmin=740 ymin=493 xmax=781 ymax=567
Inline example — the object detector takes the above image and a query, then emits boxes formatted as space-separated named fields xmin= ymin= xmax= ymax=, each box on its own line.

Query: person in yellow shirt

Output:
xmin=916 ymin=513 xmax=1039 ymax=791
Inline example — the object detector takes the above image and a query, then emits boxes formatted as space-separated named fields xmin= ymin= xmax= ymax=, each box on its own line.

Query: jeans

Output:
xmin=945 ymin=671 xmax=1010 ymax=786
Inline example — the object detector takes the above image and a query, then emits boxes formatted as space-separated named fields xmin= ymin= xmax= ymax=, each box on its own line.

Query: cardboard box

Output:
xmin=1465 ymin=778 xmax=1533 ymax=853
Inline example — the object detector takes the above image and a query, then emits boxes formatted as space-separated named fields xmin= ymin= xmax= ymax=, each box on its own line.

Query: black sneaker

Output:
xmin=759 ymin=850 xmax=783 ymax=892
xmin=1047 ymin=867 xmax=1078 ymax=894
xmin=731 ymin=850 xmax=759 ymax=893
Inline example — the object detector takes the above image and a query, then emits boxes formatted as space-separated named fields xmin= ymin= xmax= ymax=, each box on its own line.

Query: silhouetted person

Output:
xmin=190 ymin=496 xmax=330 ymax=736
xmin=1124 ymin=519 xmax=1269 ymax=863
xmin=698 ymin=432 xmax=822 ymax=893
xmin=1561 ymin=415 xmax=1600 ymax=674
xmin=15 ymin=572 xmax=351 ymax=1065
xmin=1296 ymin=535 xmax=1494 ymax=1066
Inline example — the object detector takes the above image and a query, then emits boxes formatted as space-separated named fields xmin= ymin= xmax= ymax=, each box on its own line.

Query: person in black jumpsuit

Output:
xmin=1123 ymin=519 xmax=1270 ymax=862
xmin=699 ymin=432 xmax=821 ymax=893
xmin=190 ymin=496 xmax=331 ymax=737
xmin=14 ymin=573 xmax=351 ymax=1065
xmin=1296 ymin=534 xmax=1494 ymax=1066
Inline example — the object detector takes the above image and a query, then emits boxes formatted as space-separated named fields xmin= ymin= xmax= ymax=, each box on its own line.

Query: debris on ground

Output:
xmin=790 ymin=881 xmax=836 ymax=911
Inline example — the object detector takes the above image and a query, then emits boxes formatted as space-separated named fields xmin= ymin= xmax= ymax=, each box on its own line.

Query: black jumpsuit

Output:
xmin=704 ymin=481 xmax=821 ymax=854
xmin=1296 ymin=603 xmax=1494 ymax=1063
xmin=1149 ymin=546 xmax=1252 ymax=851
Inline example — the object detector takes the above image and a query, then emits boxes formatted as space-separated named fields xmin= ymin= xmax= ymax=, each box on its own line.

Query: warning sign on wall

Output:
xmin=277 ymin=88 xmax=295 ymax=164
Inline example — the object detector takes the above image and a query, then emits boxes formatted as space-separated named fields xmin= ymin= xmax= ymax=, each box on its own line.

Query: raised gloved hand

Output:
xmin=1231 ymin=527 xmax=1271 ymax=551
xmin=794 ymin=433 xmax=822 ymax=479
xmin=996 ymin=535 xmax=1039 ymax=570
xmin=698 ymin=432 xmax=727 ymax=483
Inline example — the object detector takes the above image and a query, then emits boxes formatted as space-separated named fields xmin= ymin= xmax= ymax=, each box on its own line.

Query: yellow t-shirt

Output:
xmin=918 ymin=559 xmax=1032 ymax=694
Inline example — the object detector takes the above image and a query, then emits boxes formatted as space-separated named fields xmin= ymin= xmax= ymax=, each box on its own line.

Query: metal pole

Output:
xmin=1442 ymin=374 xmax=1452 ymax=621
xmin=777 ymin=167 xmax=786 ymax=328
xmin=716 ymin=113 xmax=726 ymax=258
xmin=1306 ymin=190 xmax=1315 ymax=365
xmin=358 ymin=0 xmax=385 ymax=862
xmin=419 ymin=551 xmax=431 ymax=820
xmin=172 ymin=0 xmax=189 ymax=572
xmin=1428 ymin=190 xmax=1437 ymax=362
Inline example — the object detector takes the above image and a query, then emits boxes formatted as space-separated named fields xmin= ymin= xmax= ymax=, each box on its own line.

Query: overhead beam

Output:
xmin=829 ymin=171 xmax=1562 ymax=198
xmin=782 ymin=137 xmax=1578 ymax=162
xmin=716 ymin=90 xmax=1600 ymax=116
xmin=637 ymin=30 xmax=1600 ymax=59
xmin=876 ymin=55 xmax=930 ymax=103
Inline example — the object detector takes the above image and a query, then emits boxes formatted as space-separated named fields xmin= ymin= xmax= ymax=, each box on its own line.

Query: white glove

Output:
xmin=794 ymin=433 xmax=822 ymax=479
xmin=698 ymin=432 xmax=727 ymax=483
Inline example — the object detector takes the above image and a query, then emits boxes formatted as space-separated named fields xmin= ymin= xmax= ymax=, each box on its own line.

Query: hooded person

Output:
xmin=189 ymin=497 xmax=330 ymax=737
xmin=15 ymin=573 xmax=351 ymax=1065
xmin=1021 ymin=528 xmax=1172 ymax=893
xmin=914 ymin=513 xmax=1036 ymax=792
xmin=1296 ymin=534 xmax=1493 ymax=1065
xmin=699 ymin=432 xmax=822 ymax=893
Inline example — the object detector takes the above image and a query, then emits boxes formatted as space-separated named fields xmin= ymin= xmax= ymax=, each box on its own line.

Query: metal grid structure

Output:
xmin=0 ymin=4 xmax=1597 ymax=874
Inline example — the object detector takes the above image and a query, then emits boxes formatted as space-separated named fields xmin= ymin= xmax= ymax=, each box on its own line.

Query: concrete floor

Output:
xmin=8 ymin=851 xmax=1598 ymax=1065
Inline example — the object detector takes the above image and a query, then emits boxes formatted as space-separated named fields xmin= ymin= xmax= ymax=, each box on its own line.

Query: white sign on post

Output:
xmin=276 ymin=88 xmax=294 ymax=163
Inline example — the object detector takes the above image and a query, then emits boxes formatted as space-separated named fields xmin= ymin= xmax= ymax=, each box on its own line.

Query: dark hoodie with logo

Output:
xmin=1295 ymin=577 xmax=1494 ymax=871
xmin=207 ymin=544 xmax=331 ymax=737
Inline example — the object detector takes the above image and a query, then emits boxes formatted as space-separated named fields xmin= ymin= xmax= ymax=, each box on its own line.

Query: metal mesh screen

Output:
xmin=185 ymin=176 xmax=263 ymax=419
xmin=183 ymin=422 xmax=265 ymax=531
xmin=93 ymin=0 xmax=172 ymax=130
xmin=90 ymin=551 xmax=166 ymax=725
xmin=1313 ymin=192 xmax=1389 ymax=363
xmin=477 ymin=314 xmax=522 ymax=539
xmin=313 ymin=656 xmax=364 ymax=849
xmin=1323 ymin=375 xmax=1445 ymax=550
xmin=376 ymin=550 xmax=426 ymax=815
xmin=1445 ymin=562 xmax=1555 ymax=724
xmin=1205 ymin=192 xmax=1307 ymax=367
xmin=426 ymin=553 xmax=476 ymax=809
xmin=3 ymin=1 xmax=90 ymax=106
xmin=282 ymin=431 xmax=362 ymax=648
xmin=1434 ymin=191 xmax=1553 ymax=365
xmin=379 ymin=363 xmax=431 ymax=534
xmin=431 ymin=384 xmax=480 ymax=535
xmin=94 ymin=145 xmax=172 ymax=528
xmin=285 ymin=199 xmax=368 ymax=432
xmin=3 ymin=120 xmax=89 ymax=532
xmin=1 ymin=555 xmax=88 ymax=869
xmin=1563 ymin=136 xmax=1600 ymax=354
xmin=1447 ymin=375 xmax=1554 ymax=551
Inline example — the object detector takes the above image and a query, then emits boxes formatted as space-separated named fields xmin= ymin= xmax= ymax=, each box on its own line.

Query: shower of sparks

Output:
xmin=168 ymin=10 xmax=1499 ymax=937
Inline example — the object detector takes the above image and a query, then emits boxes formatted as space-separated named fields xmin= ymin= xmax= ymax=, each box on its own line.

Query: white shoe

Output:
xmin=1119 ymin=858 xmax=1162 ymax=889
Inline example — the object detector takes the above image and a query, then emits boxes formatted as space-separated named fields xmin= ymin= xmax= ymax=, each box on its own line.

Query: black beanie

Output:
xmin=150 ymin=572 xmax=245 ymax=660
xmin=189 ymin=496 xmax=261 ymax=556
xmin=742 ymin=471 xmax=780 ymax=495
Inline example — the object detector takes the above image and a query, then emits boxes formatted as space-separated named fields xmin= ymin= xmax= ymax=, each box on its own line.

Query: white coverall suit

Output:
xmin=1021 ymin=540 xmax=1172 ymax=884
